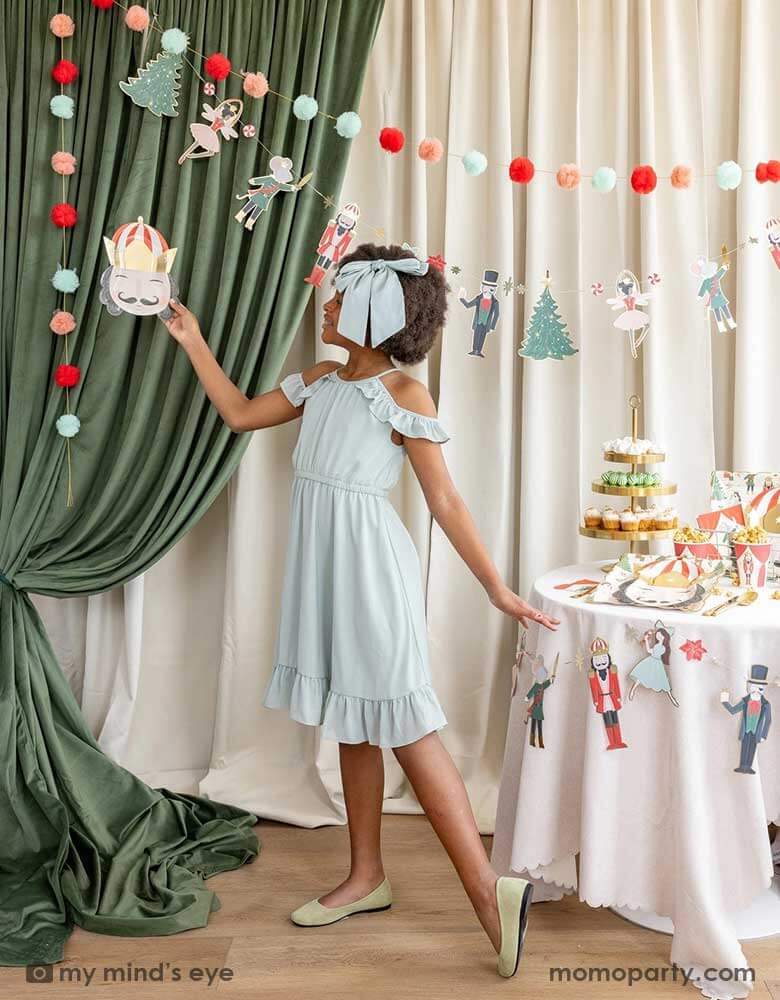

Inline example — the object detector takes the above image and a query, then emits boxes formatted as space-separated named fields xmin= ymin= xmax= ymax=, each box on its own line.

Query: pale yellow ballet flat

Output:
xmin=496 ymin=875 xmax=534 ymax=977
xmin=290 ymin=878 xmax=393 ymax=927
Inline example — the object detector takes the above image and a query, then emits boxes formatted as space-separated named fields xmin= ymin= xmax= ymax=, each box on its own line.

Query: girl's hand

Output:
xmin=489 ymin=585 xmax=559 ymax=631
xmin=161 ymin=300 xmax=202 ymax=347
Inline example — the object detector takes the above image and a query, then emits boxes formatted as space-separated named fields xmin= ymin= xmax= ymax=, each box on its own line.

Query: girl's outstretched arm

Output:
xmin=391 ymin=376 xmax=559 ymax=632
xmin=161 ymin=300 xmax=338 ymax=432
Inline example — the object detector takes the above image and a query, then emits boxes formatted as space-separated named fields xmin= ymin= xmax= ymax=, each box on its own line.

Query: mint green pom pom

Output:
xmin=592 ymin=166 xmax=616 ymax=193
xmin=52 ymin=266 xmax=79 ymax=293
xmin=50 ymin=95 xmax=75 ymax=119
xmin=293 ymin=94 xmax=318 ymax=120
xmin=335 ymin=111 xmax=361 ymax=138
xmin=716 ymin=160 xmax=742 ymax=190
xmin=56 ymin=413 xmax=80 ymax=438
xmin=463 ymin=150 xmax=487 ymax=176
xmin=161 ymin=27 xmax=188 ymax=54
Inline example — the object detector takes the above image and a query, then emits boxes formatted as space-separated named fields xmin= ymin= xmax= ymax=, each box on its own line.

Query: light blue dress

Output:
xmin=629 ymin=641 xmax=671 ymax=692
xmin=263 ymin=368 xmax=450 ymax=748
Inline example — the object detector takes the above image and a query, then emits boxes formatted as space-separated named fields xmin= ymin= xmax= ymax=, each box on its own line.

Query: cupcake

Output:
xmin=643 ymin=505 xmax=658 ymax=530
xmin=655 ymin=508 xmax=676 ymax=530
xmin=620 ymin=510 xmax=639 ymax=532
xmin=584 ymin=506 xmax=602 ymax=528
xmin=637 ymin=506 xmax=653 ymax=531
xmin=602 ymin=507 xmax=619 ymax=530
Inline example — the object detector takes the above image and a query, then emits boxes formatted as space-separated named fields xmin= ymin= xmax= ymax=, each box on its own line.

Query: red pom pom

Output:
xmin=768 ymin=160 xmax=780 ymax=183
xmin=630 ymin=164 xmax=657 ymax=194
xmin=55 ymin=364 xmax=81 ymax=389
xmin=204 ymin=52 xmax=231 ymax=81
xmin=91 ymin=0 xmax=114 ymax=8
xmin=379 ymin=127 xmax=405 ymax=154
xmin=756 ymin=161 xmax=769 ymax=183
xmin=51 ymin=203 xmax=78 ymax=228
xmin=52 ymin=59 xmax=79 ymax=84
xmin=509 ymin=156 xmax=535 ymax=183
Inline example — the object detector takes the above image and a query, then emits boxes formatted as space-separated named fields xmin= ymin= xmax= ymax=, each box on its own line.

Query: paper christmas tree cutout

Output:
xmin=119 ymin=49 xmax=183 ymax=118
xmin=518 ymin=272 xmax=578 ymax=360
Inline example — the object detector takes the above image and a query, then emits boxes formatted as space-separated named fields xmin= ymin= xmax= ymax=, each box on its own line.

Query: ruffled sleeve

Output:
xmin=360 ymin=379 xmax=450 ymax=443
xmin=280 ymin=371 xmax=330 ymax=408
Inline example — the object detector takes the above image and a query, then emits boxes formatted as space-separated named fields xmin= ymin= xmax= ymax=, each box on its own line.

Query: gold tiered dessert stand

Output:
xmin=579 ymin=395 xmax=677 ymax=554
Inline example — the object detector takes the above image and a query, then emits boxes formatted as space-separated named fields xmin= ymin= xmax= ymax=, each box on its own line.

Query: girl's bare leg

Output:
xmin=318 ymin=742 xmax=387 ymax=907
xmin=393 ymin=732 xmax=501 ymax=951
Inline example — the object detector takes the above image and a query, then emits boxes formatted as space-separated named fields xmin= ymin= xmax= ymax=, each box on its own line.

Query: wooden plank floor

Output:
xmin=1 ymin=815 xmax=778 ymax=999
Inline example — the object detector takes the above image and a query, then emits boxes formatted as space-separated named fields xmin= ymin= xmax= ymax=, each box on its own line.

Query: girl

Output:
xmin=161 ymin=243 xmax=558 ymax=978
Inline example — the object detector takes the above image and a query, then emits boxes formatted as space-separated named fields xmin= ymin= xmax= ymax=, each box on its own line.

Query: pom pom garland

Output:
xmin=204 ymin=52 xmax=231 ymax=81
xmin=50 ymin=13 xmax=75 ymax=37
xmin=671 ymin=164 xmax=692 ymax=189
xmin=92 ymin=0 xmax=113 ymax=8
xmin=56 ymin=413 xmax=81 ymax=438
xmin=293 ymin=94 xmax=318 ymax=120
xmin=379 ymin=127 xmax=405 ymax=153
xmin=591 ymin=166 xmax=616 ymax=193
xmin=418 ymin=137 xmax=444 ymax=163
xmin=55 ymin=364 xmax=81 ymax=389
xmin=51 ymin=151 xmax=77 ymax=175
xmin=51 ymin=203 xmax=78 ymax=228
xmin=52 ymin=267 xmax=80 ymax=294
xmin=161 ymin=28 xmax=188 ymax=54
xmin=509 ymin=156 xmax=535 ymax=183
xmin=52 ymin=59 xmax=79 ymax=84
xmin=630 ymin=165 xmax=657 ymax=194
xmin=50 ymin=311 xmax=76 ymax=335
xmin=50 ymin=95 xmax=75 ymax=119
xmin=124 ymin=5 xmax=150 ymax=31
xmin=716 ymin=160 xmax=742 ymax=190
xmin=463 ymin=150 xmax=488 ymax=176
xmin=335 ymin=111 xmax=362 ymax=139
xmin=756 ymin=160 xmax=780 ymax=183
xmin=556 ymin=163 xmax=581 ymax=189
xmin=243 ymin=72 xmax=269 ymax=98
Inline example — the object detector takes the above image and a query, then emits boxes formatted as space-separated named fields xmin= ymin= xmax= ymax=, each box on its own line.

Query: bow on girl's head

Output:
xmin=334 ymin=256 xmax=429 ymax=347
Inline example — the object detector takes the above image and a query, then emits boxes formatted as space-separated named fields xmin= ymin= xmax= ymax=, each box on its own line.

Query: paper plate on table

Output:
xmin=590 ymin=554 xmax=726 ymax=612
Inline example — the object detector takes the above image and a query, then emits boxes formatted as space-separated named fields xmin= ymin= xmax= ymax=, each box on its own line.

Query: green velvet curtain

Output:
xmin=0 ymin=0 xmax=383 ymax=966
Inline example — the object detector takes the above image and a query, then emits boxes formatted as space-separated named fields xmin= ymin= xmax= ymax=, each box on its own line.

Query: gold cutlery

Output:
xmin=706 ymin=590 xmax=759 ymax=616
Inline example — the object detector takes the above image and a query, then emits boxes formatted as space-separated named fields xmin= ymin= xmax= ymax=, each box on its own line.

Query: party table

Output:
xmin=492 ymin=562 xmax=780 ymax=999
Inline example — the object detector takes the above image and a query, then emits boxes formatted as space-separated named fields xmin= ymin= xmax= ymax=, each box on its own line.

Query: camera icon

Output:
xmin=26 ymin=964 xmax=54 ymax=984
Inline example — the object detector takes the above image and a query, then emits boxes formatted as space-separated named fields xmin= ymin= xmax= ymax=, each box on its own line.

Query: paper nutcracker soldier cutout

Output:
xmin=234 ymin=157 xmax=312 ymax=231
xmin=304 ymin=203 xmax=360 ymax=286
xmin=525 ymin=653 xmax=558 ymax=748
xmin=606 ymin=269 xmax=650 ymax=358
xmin=178 ymin=98 xmax=243 ymax=165
xmin=721 ymin=665 xmax=773 ymax=774
xmin=459 ymin=269 xmax=500 ymax=357
xmin=628 ymin=621 xmax=679 ymax=706
xmin=690 ymin=254 xmax=736 ymax=332
xmin=100 ymin=217 xmax=178 ymax=319
xmin=767 ymin=218 xmax=780 ymax=272
xmin=588 ymin=637 xmax=628 ymax=750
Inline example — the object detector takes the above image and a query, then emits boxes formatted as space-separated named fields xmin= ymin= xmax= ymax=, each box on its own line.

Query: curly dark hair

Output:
xmin=335 ymin=243 xmax=448 ymax=365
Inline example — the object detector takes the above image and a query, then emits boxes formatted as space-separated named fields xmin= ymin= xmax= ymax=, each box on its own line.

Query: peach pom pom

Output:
xmin=417 ymin=138 xmax=443 ymax=164
xmin=670 ymin=164 xmax=692 ymax=189
xmin=243 ymin=72 xmax=269 ymax=98
xmin=124 ymin=5 xmax=150 ymax=30
xmin=556 ymin=163 xmax=581 ymax=189
xmin=50 ymin=311 xmax=76 ymax=335
xmin=50 ymin=13 xmax=75 ymax=37
xmin=51 ymin=151 xmax=77 ymax=175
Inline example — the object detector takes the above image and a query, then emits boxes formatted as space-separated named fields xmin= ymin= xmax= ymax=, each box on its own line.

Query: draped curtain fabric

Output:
xmin=1 ymin=0 xmax=382 ymax=965
xmin=39 ymin=0 xmax=780 ymax=832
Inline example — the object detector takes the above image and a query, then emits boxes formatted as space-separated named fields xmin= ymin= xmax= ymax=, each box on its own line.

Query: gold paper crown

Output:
xmin=103 ymin=216 xmax=177 ymax=273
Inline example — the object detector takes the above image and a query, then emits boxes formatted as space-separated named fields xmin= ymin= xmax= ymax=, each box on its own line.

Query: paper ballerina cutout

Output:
xmin=458 ymin=269 xmax=500 ymax=358
xmin=766 ymin=218 xmax=780 ymax=272
xmin=690 ymin=253 xmax=736 ymax=333
xmin=234 ymin=157 xmax=312 ymax=231
xmin=628 ymin=620 xmax=679 ymax=706
xmin=99 ymin=217 xmax=178 ymax=318
xmin=588 ymin=637 xmax=628 ymax=750
xmin=304 ymin=202 xmax=360 ymax=286
xmin=178 ymin=98 xmax=243 ymax=165
xmin=721 ymin=664 xmax=773 ymax=774
xmin=606 ymin=269 xmax=650 ymax=358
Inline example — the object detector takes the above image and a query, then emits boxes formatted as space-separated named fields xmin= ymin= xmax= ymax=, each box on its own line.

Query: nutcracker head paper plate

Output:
xmin=592 ymin=553 xmax=725 ymax=612
xmin=100 ymin=217 xmax=179 ymax=319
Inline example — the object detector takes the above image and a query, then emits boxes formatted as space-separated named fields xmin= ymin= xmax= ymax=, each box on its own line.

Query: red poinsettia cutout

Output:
xmin=680 ymin=639 xmax=706 ymax=662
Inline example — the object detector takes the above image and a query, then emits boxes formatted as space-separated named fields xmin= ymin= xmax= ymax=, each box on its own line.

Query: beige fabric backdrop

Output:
xmin=37 ymin=0 xmax=780 ymax=831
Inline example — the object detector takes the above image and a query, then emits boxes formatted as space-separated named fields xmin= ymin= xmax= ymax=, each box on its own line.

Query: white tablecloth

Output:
xmin=492 ymin=562 xmax=780 ymax=999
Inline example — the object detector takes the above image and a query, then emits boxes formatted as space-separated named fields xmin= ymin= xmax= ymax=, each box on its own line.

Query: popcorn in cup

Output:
xmin=732 ymin=527 xmax=771 ymax=588
xmin=673 ymin=526 xmax=719 ymax=560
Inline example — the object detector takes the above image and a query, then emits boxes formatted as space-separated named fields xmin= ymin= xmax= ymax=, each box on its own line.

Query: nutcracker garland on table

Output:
xmin=721 ymin=665 xmax=773 ymax=775
xmin=587 ymin=637 xmax=629 ymax=751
